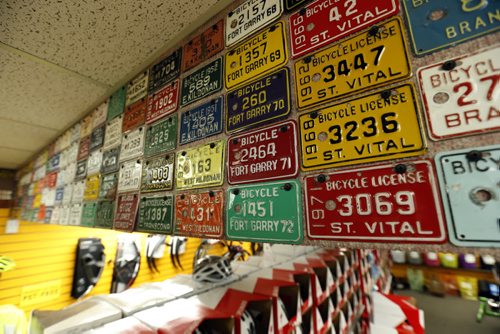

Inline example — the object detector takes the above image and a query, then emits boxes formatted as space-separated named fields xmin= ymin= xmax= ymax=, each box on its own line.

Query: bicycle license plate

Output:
xmin=114 ymin=193 xmax=139 ymax=232
xmin=86 ymin=149 xmax=102 ymax=175
xmin=226 ymin=180 xmax=303 ymax=244
xmin=299 ymin=84 xmax=426 ymax=170
xmin=180 ymin=57 xmax=223 ymax=107
xmin=228 ymin=120 xmax=299 ymax=184
xmin=117 ymin=159 xmax=142 ymax=193
xmin=418 ymin=47 xmax=500 ymax=140
xmin=402 ymin=0 xmax=500 ymax=55
xmin=176 ymin=140 xmax=225 ymax=190
xmin=126 ymin=70 xmax=148 ymax=106
xmin=141 ymin=154 xmax=174 ymax=192
xmin=83 ymin=174 xmax=100 ymax=201
xmin=148 ymin=48 xmax=182 ymax=94
xmin=107 ymin=87 xmax=126 ymax=121
xmin=146 ymin=79 xmax=179 ymax=124
xmin=285 ymin=0 xmax=312 ymax=12
xmin=101 ymin=148 xmax=120 ymax=174
xmin=290 ymin=0 xmax=399 ymax=58
xmin=225 ymin=21 xmax=288 ymax=89
xmin=95 ymin=200 xmax=114 ymax=229
xmin=103 ymin=116 xmax=122 ymax=150
xmin=305 ymin=160 xmax=446 ymax=243
xmin=175 ymin=190 xmax=224 ymax=238
xmin=183 ymin=19 xmax=224 ymax=71
xmin=226 ymin=68 xmax=291 ymax=133
xmin=225 ymin=0 xmax=283 ymax=47
xmin=137 ymin=194 xmax=174 ymax=234
xmin=119 ymin=127 xmax=145 ymax=162
xmin=435 ymin=145 xmax=500 ymax=247
xmin=294 ymin=17 xmax=411 ymax=109
xmin=81 ymin=202 xmax=97 ymax=227
xmin=99 ymin=172 xmax=118 ymax=200
xmin=144 ymin=115 xmax=177 ymax=158
xmin=123 ymin=99 xmax=146 ymax=132
xmin=180 ymin=97 xmax=223 ymax=145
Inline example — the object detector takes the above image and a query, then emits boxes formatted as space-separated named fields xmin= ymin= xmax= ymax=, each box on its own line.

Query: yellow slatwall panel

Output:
xmin=0 ymin=208 xmax=223 ymax=315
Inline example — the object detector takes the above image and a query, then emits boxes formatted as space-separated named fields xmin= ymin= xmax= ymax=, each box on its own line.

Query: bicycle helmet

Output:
xmin=0 ymin=255 xmax=15 ymax=272
xmin=193 ymin=255 xmax=232 ymax=283
xmin=240 ymin=310 xmax=257 ymax=334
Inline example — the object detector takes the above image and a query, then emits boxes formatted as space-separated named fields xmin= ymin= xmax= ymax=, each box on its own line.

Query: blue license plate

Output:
xmin=403 ymin=0 xmax=500 ymax=55
xmin=226 ymin=68 xmax=290 ymax=133
xmin=179 ymin=97 xmax=223 ymax=145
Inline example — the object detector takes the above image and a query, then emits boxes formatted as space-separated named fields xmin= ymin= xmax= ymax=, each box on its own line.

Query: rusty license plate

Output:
xmin=175 ymin=190 xmax=224 ymax=238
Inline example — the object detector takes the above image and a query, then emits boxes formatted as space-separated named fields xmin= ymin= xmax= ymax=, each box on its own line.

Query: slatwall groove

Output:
xmin=0 ymin=217 xmax=220 ymax=315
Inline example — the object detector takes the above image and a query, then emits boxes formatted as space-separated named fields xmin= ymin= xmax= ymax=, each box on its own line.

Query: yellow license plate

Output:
xmin=176 ymin=140 xmax=225 ymax=190
xmin=294 ymin=17 xmax=411 ymax=109
xmin=225 ymin=21 xmax=288 ymax=89
xmin=84 ymin=174 xmax=100 ymax=201
xmin=299 ymin=83 xmax=426 ymax=170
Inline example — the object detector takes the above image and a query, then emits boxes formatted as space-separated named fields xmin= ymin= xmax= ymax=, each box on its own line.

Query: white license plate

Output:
xmin=71 ymin=180 xmax=85 ymax=204
xmin=126 ymin=70 xmax=149 ymax=106
xmin=225 ymin=0 xmax=283 ymax=47
xmin=118 ymin=159 xmax=142 ymax=193
xmin=120 ymin=127 xmax=145 ymax=161
xmin=86 ymin=150 xmax=103 ymax=175
xmin=418 ymin=46 xmax=500 ymax=140
xmin=62 ymin=184 xmax=73 ymax=205
xmin=435 ymin=144 xmax=500 ymax=247
xmin=103 ymin=116 xmax=123 ymax=150
xmin=92 ymin=101 xmax=108 ymax=128
xmin=69 ymin=204 xmax=82 ymax=226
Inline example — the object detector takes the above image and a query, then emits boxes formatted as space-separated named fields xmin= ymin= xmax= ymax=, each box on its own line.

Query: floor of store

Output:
xmin=396 ymin=290 xmax=500 ymax=334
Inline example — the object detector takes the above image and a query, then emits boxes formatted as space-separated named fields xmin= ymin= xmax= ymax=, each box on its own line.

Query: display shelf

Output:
xmin=391 ymin=263 xmax=495 ymax=282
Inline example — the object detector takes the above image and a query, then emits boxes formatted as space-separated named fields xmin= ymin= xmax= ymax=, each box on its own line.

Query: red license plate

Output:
xmin=123 ymin=98 xmax=147 ymax=132
xmin=227 ymin=120 xmax=299 ymax=184
xmin=77 ymin=136 xmax=90 ymax=160
xmin=304 ymin=160 xmax=446 ymax=243
xmin=46 ymin=172 xmax=57 ymax=189
xmin=183 ymin=19 xmax=224 ymax=72
xmin=289 ymin=0 xmax=399 ymax=58
xmin=146 ymin=79 xmax=179 ymax=124
xmin=175 ymin=190 xmax=223 ymax=238
xmin=114 ymin=192 xmax=139 ymax=232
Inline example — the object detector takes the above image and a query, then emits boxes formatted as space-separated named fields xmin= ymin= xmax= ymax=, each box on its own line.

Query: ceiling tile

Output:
xmin=0 ymin=0 xmax=223 ymax=85
xmin=0 ymin=147 xmax=34 ymax=168
xmin=0 ymin=47 xmax=108 ymax=131
xmin=0 ymin=120 xmax=58 ymax=152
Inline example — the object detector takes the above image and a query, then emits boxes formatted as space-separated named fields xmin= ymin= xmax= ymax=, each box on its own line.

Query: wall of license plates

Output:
xmin=14 ymin=0 xmax=500 ymax=251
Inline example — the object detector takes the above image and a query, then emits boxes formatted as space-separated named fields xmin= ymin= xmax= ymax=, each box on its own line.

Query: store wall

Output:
xmin=0 ymin=208 xmax=214 ymax=314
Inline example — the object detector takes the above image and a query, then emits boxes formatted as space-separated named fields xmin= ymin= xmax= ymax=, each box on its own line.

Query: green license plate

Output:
xmin=141 ymin=154 xmax=175 ymax=192
xmin=180 ymin=57 xmax=223 ymax=107
xmin=137 ymin=194 xmax=174 ymax=234
xmin=107 ymin=86 xmax=126 ymax=121
xmin=176 ymin=140 xmax=225 ymax=190
xmin=226 ymin=180 xmax=303 ymax=243
xmin=95 ymin=200 xmax=115 ymax=229
xmin=294 ymin=17 xmax=411 ymax=109
xmin=81 ymin=201 xmax=97 ymax=227
xmin=144 ymin=115 xmax=177 ymax=157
